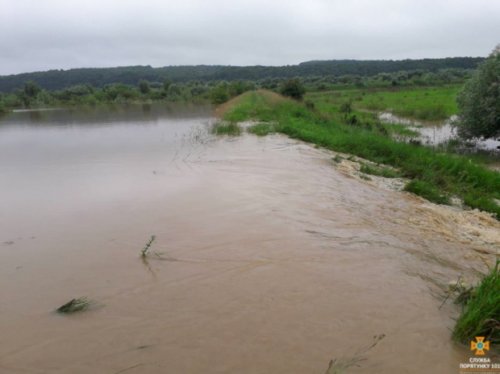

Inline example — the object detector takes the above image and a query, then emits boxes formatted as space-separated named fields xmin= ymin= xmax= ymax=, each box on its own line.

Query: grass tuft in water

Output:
xmin=141 ymin=235 xmax=156 ymax=258
xmin=325 ymin=334 xmax=385 ymax=374
xmin=453 ymin=261 xmax=500 ymax=345
xmin=56 ymin=297 xmax=91 ymax=314
xmin=211 ymin=121 xmax=241 ymax=136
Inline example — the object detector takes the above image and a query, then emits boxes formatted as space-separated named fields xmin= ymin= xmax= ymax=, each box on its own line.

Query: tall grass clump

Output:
xmin=211 ymin=122 xmax=242 ymax=136
xmin=453 ymin=261 xmax=500 ymax=345
xmin=404 ymin=180 xmax=450 ymax=205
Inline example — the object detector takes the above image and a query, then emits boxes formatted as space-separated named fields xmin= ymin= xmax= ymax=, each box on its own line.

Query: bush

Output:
xmin=456 ymin=50 xmax=500 ymax=139
xmin=280 ymin=79 xmax=305 ymax=100
xmin=210 ymin=83 xmax=229 ymax=104
xmin=138 ymin=80 xmax=151 ymax=94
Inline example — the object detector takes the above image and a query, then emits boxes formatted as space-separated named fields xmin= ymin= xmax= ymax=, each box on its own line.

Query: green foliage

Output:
xmin=228 ymin=81 xmax=255 ymax=97
xmin=163 ymin=78 xmax=172 ymax=92
xmin=0 ymin=95 xmax=6 ymax=113
xmin=166 ymin=83 xmax=183 ymax=100
xmin=209 ymin=81 xmax=255 ymax=104
xmin=2 ymin=92 xmax=22 ymax=107
xmin=23 ymin=80 xmax=41 ymax=97
xmin=340 ymin=101 xmax=352 ymax=114
xmin=53 ymin=84 xmax=94 ymax=103
xmin=138 ymin=80 xmax=151 ymax=94
xmin=15 ymin=80 xmax=54 ymax=107
xmin=210 ymin=82 xmax=230 ymax=104
xmin=456 ymin=53 xmax=500 ymax=139
xmin=280 ymin=78 xmax=306 ymax=100
xmin=453 ymin=261 xmax=500 ymax=345
xmin=0 ymin=58 xmax=482 ymax=93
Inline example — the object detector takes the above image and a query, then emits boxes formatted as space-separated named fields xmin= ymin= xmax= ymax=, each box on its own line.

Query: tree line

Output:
xmin=0 ymin=57 xmax=483 ymax=92
xmin=0 ymin=67 xmax=475 ymax=113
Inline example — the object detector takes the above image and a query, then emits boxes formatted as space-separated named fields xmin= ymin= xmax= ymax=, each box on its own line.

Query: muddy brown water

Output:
xmin=0 ymin=105 xmax=499 ymax=373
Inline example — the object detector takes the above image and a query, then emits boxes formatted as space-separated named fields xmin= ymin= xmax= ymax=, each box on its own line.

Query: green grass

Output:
xmin=223 ymin=90 xmax=282 ymax=123
xmin=404 ymin=180 xmax=450 ymax=205
xmin=382 ymin=123 xmax=420 ymax=137
xmin=247 ymin=122 xmax=275 ymax=136
xmin=453 ymin=261 xmax=500 ymax=345
xmin=360 ymin=164 xmax=402 ymax=178
xmin=211 ymin=121 xmax=242 ymax=136
xmin=307 ymin=85 xmax=461 ymax=121
xmin=222 ymin=90 xmax=500 ymax=218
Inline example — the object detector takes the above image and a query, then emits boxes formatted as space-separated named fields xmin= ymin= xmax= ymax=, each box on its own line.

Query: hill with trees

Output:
xmin=0 ymin=57 xmax=484 ymax=92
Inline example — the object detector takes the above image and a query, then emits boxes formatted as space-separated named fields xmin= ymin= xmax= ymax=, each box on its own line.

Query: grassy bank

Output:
xmin=221 ymin=90 xmax=500 ymax=218
xmin=453 ymin=262 xmax=500 ymax=345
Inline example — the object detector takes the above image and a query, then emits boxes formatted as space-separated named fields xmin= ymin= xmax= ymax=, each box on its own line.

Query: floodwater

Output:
xmin=0 ymin=105 xmax=499 ymax=374
xmin=379 ymin=112 xmax=500 ymax=152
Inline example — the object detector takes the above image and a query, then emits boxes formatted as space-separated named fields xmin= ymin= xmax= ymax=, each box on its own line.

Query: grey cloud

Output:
xmin=0 ymin=0 xmax=499 ymax=74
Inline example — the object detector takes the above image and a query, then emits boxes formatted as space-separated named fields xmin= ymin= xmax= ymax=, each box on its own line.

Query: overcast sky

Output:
xmin=0 ymin=0 xmax=499 ymax=75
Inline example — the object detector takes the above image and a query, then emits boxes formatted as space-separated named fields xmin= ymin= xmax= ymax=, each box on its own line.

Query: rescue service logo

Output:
xmin=471 ymin=337 xmax=490 ymax=356
xmin=459 ymin=337 xmax=499 ymax=373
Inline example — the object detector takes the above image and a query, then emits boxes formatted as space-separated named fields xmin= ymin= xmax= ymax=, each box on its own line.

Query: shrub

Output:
xmin=456 ymin=50 xmax=500 ymax=139
xmin=280 ymin=79 xmax=305 ymax=100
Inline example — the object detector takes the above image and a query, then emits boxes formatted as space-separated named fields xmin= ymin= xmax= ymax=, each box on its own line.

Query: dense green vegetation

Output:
xmin=0 ymin=79 xmax=256 ymax=111
xmin=280 ymin=79 xmax=306 ymax=100
xmin=0 ymin=57 xmax=482 ymax=93
xmin=221 ymin=90 xmax=500 ymax=218
xmin=453 ymin=262 xmax=500 ymax=345
xmin=0 ymin=57 xmax=479 ymax=114
xmin=456 ymin=52 xmax=500 ymax=138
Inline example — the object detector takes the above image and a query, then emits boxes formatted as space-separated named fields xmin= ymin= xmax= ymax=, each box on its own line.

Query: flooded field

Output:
xmin=379 ymin=112 xmax=500 ymax=153
xmin=1 ymin=105 xmax=499 ymax=373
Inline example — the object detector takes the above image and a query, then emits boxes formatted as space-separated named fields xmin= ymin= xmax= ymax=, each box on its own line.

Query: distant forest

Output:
xmin=0 ymin=57 xmax=484 ymax=92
